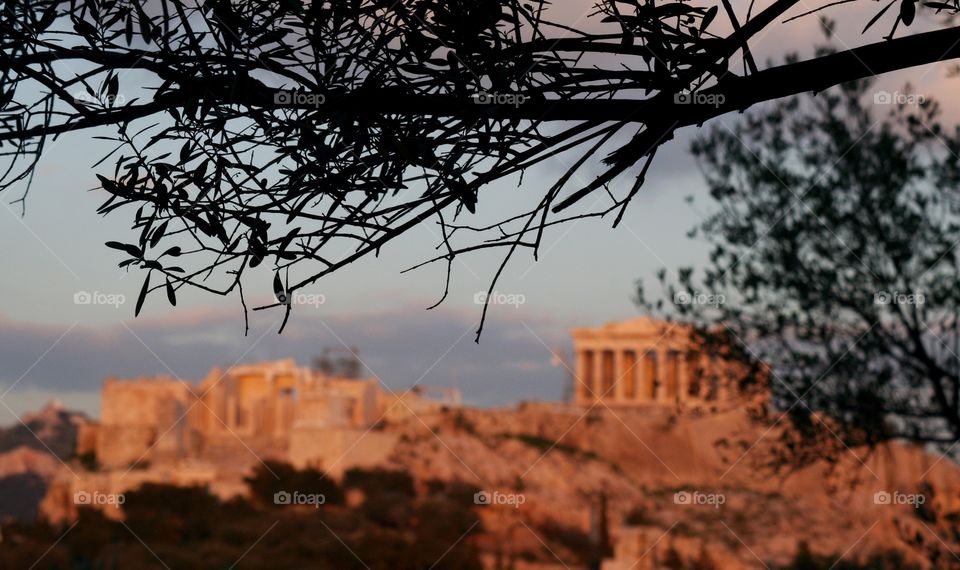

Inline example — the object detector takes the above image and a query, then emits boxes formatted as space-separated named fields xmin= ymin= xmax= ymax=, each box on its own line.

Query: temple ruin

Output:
xmin=43 ymin=359 xmax=460 ymax=522
xmin=87 ymin=359 xmax=391 ymax=469
xmin=571 ymin=317 xmax=730 ymax=407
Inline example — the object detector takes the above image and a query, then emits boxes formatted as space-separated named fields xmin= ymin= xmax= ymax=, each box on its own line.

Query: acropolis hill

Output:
xmin=42 ymin=356 xmax=457 ymax=522
xmin=68 ymin=318 xmax=735 ymax=481
xmin=34 ymin=318 xmax=960 ymax=569
xmin=88 ymin=358 xmax=404 ymax=471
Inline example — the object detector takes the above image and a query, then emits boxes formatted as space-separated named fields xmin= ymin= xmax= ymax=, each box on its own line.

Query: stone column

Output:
xmin=634 ymin=350 xmax=645 ymax=402
xmin=623 ymin=350 xmax=638 ymax=401
xmin=267 ymin=372 xmax=279 ymax=436
xmin=592 ymin=348 xmax=604 ymax=403
xmin=614 ymin=350 xmax=627 ymax=404
xmin=657 ymin=349 xmax=670 ymax=403
xmin=678 ymin=354 xmax=690 ymax=403
xmin=638 ymin=350 xmax=652 ymax=402
xmin=225 ymin=393 xmax=237 ymax=430
xmin=574 ymin=350 xmax=588 ymax=406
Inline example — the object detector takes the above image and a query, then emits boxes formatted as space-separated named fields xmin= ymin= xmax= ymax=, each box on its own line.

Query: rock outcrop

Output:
xmin=378 ymin=403 xmax=960 ymax=569
xmin=0 ymin=401 xmax=90 ymax=521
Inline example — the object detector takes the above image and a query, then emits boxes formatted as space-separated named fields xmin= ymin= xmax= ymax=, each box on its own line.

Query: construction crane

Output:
xmin=312 ymin=346 xmax=363 ymax=378
xmin=409 ymin=385 xmax=463 ymax=404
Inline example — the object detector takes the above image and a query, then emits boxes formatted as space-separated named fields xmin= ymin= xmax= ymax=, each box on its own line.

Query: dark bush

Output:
xmin=343 ymin=467 xmax=416 ymax=498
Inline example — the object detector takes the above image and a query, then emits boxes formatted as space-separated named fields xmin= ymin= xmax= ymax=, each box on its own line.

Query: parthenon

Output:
xmin=571 ymin=317 xmax=725 ymax=407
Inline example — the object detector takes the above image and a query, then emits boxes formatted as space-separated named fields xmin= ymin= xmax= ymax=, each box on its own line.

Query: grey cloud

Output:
xmin=0 ymin=306 xmax=575 ymax=417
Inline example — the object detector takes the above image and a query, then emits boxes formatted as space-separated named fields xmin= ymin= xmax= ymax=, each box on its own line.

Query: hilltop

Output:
xmin=378 ymin=403 xmax=960 ymax=569
xmin=0 ymin=401 xmax=89 ymax=521
xmin=25 ymin=399 xmax=960 ymax=569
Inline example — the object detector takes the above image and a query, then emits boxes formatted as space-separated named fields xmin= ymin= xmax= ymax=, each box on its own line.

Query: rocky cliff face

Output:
xmin=377 ymin=403 xmax=960 ymax=569
xmin=0 ymin=401 xmax=89 ymax=521
xmin=2 ymin=400 xmax=88 ymax=459
xmin=18 ymin=399 xmax=960 ymax=569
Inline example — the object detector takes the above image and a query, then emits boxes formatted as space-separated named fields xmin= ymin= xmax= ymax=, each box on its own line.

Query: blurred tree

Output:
xmin=124 ymin=483 xmax=222 ymax=541
xmin=244 ymin=460 xmax=345 ymax=506
xmin=0 ymin=471 xmax=488 ymax=569
xmin=640 ymin=76 xmax=960 ymax=461
xmin=4 ymin=1 xmax=960 ymax=336
xmin=343 ymin=466 xmax=416 ymax=498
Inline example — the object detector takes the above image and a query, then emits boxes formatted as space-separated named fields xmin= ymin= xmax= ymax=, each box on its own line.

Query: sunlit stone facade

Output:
xmin=571 ymin=317 xmax=726 ymax=407
xmin=93 ymin=359 xmax=381 ymax=468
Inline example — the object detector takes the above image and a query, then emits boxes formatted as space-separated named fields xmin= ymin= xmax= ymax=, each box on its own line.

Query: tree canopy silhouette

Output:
xmin=3 ymin=0 xmax=960 ymax=337
xmin=640 ymin=77 xmax=960 ymax=458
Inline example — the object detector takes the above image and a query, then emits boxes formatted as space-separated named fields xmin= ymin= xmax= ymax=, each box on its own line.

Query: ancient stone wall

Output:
xmin=45 ymin=360 xmax=437 ymax=521
xmin=96 ymin=378 xmax=195 ymax=468
xmin=288 ymin=426 xmax=397 ymax=477
xmin=101 ymin=378 xmax=193 ymax=426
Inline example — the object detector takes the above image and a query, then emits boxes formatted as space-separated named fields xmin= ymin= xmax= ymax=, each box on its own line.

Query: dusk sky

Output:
xmin=1 ymin=2 xmax=956 ymax=421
